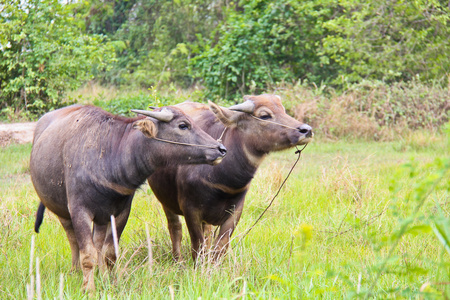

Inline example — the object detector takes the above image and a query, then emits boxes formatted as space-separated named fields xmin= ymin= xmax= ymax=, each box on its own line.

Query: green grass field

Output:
xmin=0 ymin=133 xmax=449 ymax=299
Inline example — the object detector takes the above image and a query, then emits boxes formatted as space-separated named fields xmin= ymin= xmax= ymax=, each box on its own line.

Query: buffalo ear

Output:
xmin=208 ymin=101 xmax=241 ymax=127
xmin=133 ymin=119 xmax=158 ymax=138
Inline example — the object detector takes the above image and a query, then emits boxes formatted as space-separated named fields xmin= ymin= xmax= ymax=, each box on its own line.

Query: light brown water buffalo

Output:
xmin=148 ymin=94 xmax=313 ymax=262
xmin=30 ymin=104 xmax=226 ymax=292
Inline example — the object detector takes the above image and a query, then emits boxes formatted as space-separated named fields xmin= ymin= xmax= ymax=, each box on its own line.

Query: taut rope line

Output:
xmin=151 ymin=126 xmax=228 ymax=148
xmin=150 ymin=137 xmax=220 ymax=149
xmin=250 ymin=115 xmax=300 ymax=130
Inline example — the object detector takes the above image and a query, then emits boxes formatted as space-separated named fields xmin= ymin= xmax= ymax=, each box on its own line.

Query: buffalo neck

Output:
xmin=102 ymin=124 xmax=157 ymax=190
xmin=203 ymin=125 xmax=266 ymax=191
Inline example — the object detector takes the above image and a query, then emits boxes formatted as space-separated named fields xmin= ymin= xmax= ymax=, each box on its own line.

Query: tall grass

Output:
xmin=275 ymin=79 xmax=449 ymax=141
xmin=0 ymin=129 xmax=448 ymax=298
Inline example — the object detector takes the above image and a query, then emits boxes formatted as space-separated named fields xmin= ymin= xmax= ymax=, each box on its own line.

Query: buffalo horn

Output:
xmin=228 ymin=100 xmax=255 ymax=114
xmin=131 ymin=108 xmax=174 ymax=122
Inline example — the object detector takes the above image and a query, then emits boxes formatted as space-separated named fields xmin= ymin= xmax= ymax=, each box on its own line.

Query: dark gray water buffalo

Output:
xmin=30 ymin=104 xmax=226 ymax=291
xmin=148 ymin=94 xmax=313 ymax=261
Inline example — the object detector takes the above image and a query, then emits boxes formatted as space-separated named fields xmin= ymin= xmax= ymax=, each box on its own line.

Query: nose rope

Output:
xmin=151 ymin=137 xmax=220 ymax=149
xmin=217 ymin=127 xmax=227 ymax=143
xmin=250 ymin=115 xmax=302 ymax=130
xmin=150 ymin=114 xmax=302 ymax=147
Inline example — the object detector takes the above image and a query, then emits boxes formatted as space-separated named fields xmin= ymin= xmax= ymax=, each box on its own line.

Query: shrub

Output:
xmin=274 ymin=79 xmax=449 ymax=140
xmin=92 ymin=86 xmax=191 ymax=116
xmin=0 ymin=0 xmax=116 ymax=117
xmin=193 ymin=0 xmax=338 ymax=100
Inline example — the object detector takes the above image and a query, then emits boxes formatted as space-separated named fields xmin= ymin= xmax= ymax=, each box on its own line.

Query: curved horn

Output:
xmin=228 ymin=100 xmax=255 ymax=114
xmin=131 ymin=109 xmax=174 ymax=122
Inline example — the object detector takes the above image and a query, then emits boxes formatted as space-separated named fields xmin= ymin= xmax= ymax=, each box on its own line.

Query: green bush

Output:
xmin=87 ymin=0 xmax=224 ymax=89
xmin=2 ymin=0 xmax=450 ymax=121
xmin=192 ymin=0 xmax=338 ymax=100
xmin=345 ymin=79 xmax=450 ymax=129
xmin=193 ymin=0 xmax=450 ymax=100
xmin=360 ymin=123 xmax=450 ymax=298
xmin=93 ymin=86 xmax=189 ymax=116
xmin=0 ymin=0 xmax=116 ymax=116
xmin=321 ymin=0 xmax=450 ymax=85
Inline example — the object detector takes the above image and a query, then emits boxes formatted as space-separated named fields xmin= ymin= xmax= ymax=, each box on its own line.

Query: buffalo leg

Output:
xmin=213 ymin=201 xmax=244 ymax=260
xmin=71 ymin=209 xmax=97 ymax=292
xmin=101 ymin=197 xmax=132 ymax=269
xmin=93 ymin=224 xmax=108 ymax=274
xmin=58 ymin=217 xmax=80 ymax=271
xmin=183 ymin=210 xmax=205 ymax=262
xmin=203 ymin=223 xmax=214 ymax=250
xmin=163 ymin=206 xmax=183 ymax=261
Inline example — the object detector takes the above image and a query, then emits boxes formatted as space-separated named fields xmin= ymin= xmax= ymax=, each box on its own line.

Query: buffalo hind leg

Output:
xmin=101 ymin=197 xmax=133 ymax=270
xmin=58 ymin=217 xmax=80 ymax=271
xmin=93 ymin=224 xmax=108 ymax=274
xmin=71 ymin=209 xmax=97 ymax=293
xmin=163 ymin=206 xmax=183 ymax=261
xmin=203 ymin=223 xmax=214 ymax=255
xmin=213 ymin=201 xmax=244 ymax=260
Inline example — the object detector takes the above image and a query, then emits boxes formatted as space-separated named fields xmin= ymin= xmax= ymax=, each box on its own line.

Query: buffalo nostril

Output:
xmin=298 ymin=124 xmax=313 ymax=137
xmin=218 ymin=144 xmax=227 ymax=156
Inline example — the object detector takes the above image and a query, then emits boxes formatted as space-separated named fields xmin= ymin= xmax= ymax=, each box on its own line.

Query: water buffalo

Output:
xmin=147 ymin=94 xmax=313 ymax=262
xmin=30 ymin=105 xmax=226 ymax=292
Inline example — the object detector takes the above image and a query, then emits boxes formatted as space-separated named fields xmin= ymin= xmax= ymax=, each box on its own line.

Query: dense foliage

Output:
xmin=321 ymin=0 xmax=450 ymax=85
xmin=195 ymin=0 xmax=450 ymax=98
xmin=1 ymin=0 xmax=449 ymax=116
xmin=194 ymin=0 xmax=339 ymax=99
xmin=84 ymin=0 xmax=225 ymax=88
xmin=0 ymin=0 xmax=117 ymax=115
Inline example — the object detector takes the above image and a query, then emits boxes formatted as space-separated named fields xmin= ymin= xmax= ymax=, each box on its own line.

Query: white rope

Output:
xmin=151 ymin=137 xmax=220 ymax=149
xmin=150 ymin=115 xmax=298 ymax=148
xmin=151 ymin=126 xmax=228 ymax=148
xmin=217 ymin=127 xmax=227 ymax=143
xmin=250 ymin=115 xmax=300 ymax=130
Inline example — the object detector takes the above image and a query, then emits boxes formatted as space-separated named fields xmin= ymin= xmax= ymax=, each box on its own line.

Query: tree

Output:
xmin=193 ymin=0 xmax=450 ymax=99
xmin=85 ymin=0 xmax=226 ymax=88
xmin=192 ymin=0 xmax=340 ymax=100
xmin=0 ymin=0 xmax=116 ymax=115
xmin=320 ymin=0 xmax=450 ymax=85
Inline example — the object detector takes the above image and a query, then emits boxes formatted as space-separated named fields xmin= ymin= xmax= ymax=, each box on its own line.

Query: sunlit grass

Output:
xmin=0 ymin=135 xmax=448 ymax=298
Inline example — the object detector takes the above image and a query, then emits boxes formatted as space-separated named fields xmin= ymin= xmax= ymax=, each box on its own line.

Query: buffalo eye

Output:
xmin=178 ymin=122 xmax=190 ymax=130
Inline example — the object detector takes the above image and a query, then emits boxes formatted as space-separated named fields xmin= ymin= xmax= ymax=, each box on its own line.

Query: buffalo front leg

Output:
xmin=71 ymin=209 xmax=97 ymax=293
xmin=163 ymin=206 xmax=183 ymax=261
xmin=183 ymin=210 xmax=205 ymax=262
xmin=213 ymin=201 xmax=244 ymax=260
xmin=58 ymin=217 xmax=80 ymax=271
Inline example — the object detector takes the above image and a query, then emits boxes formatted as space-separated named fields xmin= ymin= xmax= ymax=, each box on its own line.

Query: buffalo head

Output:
xmin=132 ymin=106 xmax=227 ymax=166
xmin=208 ymin=94 xmax=313 ymax=155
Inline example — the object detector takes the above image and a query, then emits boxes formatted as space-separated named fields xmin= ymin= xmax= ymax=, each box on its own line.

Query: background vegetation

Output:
xmin=1 ymin=0 xmax=450 ymax=298
xmin=1 ymin=0 xmax=449 ymax=134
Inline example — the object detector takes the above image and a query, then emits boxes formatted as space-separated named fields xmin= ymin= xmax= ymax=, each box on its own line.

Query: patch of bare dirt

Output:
xmin=0 ymin=122 xmax=36 ymax=147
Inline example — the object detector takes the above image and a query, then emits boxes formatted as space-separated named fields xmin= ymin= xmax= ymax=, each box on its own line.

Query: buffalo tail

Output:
xmin=34 ymin=203 xmax=46 ymax=233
